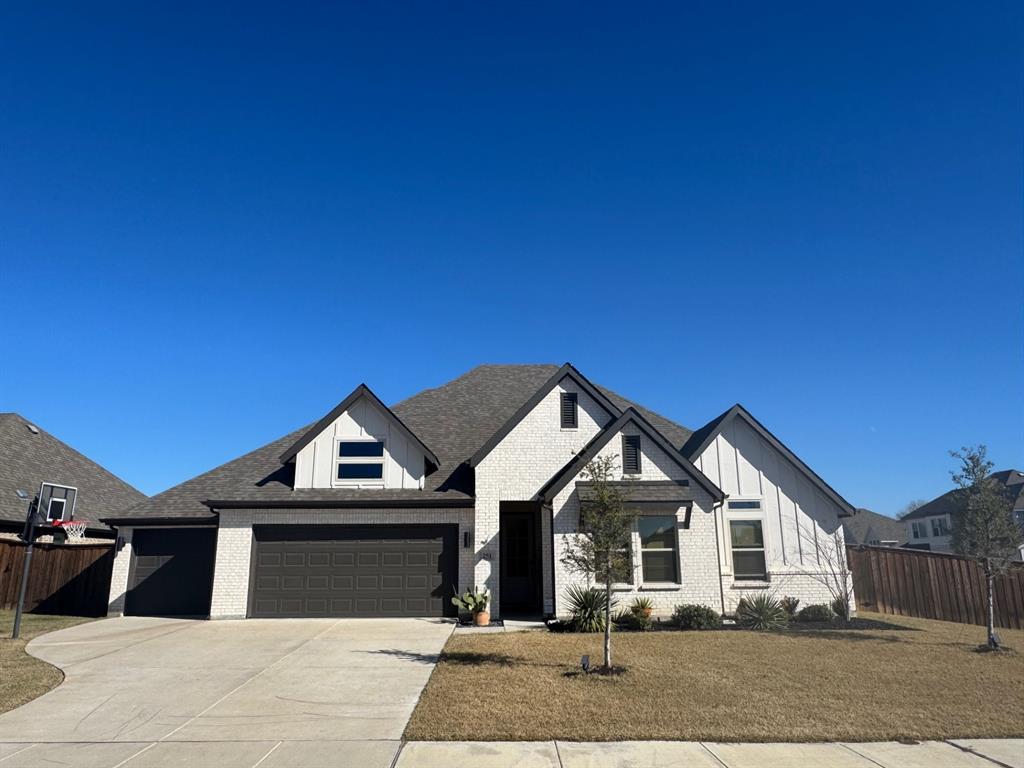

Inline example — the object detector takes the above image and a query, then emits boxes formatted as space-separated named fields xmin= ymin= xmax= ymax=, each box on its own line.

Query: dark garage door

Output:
xmin=249 ymin=525 xmax=457 ymax=618
xmin=126 ymin=528 xmax=217 ymax=617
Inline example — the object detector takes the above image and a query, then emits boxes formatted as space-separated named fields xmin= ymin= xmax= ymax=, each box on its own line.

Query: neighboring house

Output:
xmin=843 ymin=508 xmax=907 ymax=548
xmin=0 ymin=413 xmax=145 ymax=541
xmin=103 ymin=364 xmax=856 ymax=620
xmin=902 ymin=469 xmax=1024 ymax=560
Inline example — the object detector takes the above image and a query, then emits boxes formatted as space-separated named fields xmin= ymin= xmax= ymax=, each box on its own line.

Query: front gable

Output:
xmin=281 ymin=385 xmax=439 ymax=491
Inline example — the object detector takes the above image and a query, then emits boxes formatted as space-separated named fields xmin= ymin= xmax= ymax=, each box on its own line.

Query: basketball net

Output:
xmin=53 ymin=519 xmax=87 ymax=540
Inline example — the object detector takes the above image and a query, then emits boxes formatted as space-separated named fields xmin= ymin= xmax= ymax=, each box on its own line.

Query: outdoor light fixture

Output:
xmin=463 ymin=531 xmax=472 ymax=548
xmin=580 ymin=655 xmax=590 ymax=672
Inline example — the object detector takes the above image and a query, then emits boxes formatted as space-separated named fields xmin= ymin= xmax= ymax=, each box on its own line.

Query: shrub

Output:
xmin=780 ymin=596 xmax=800 ymax=617
xmin=796 ymin=603 xmax=835 ymax=623
xmin=831 ymin=596 xmax=850 ymax=620
xmin=564 ymin=585 xmax=617 ymax=633
xmin=671 ymin=603 xmax=722 ymax=630
xmin=630 ymin=596 xmax=654 ymax=617
xmin=735 ymin=594 xmax=789 ymax=630
xmin=614 ymin=609 xmax=653 ymax=631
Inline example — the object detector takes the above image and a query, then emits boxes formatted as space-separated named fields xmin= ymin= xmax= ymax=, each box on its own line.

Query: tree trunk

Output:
xmin=603 ymin=556 xmax=612 ymax=671
xmin=987 ymin=570 xmax=998 ymax=649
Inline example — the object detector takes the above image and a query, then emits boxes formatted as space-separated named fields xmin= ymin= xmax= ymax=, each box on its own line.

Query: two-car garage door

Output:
xmin=248 ymin=525 xmax=458 ymax=618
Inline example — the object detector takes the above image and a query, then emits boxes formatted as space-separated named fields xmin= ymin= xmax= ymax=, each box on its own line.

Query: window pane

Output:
xmin=730 ymin=520 xmax=764 ymax=548
xmin=338 ymin=441 xmax=384 ymax=458
xmin=336 ymin=462 xmax=384 ymax=479
xmin=728 ymin=500 xmax=761 ymax=510
xmin=733 ymin=550 xmax=767 ymax=579
xmin=639 ymin=516 xmax=676 ymax=549
xmin=641 ymin=550 xmax=677 ymax=582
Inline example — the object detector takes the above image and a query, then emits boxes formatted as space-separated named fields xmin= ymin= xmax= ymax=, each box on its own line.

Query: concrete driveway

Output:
xmin=0 ymin=616 xmax=453 ymax=767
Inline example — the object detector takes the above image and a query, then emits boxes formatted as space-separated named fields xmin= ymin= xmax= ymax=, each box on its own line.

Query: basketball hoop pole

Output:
xmin=12 ymin=498 xmax=37 ymax=640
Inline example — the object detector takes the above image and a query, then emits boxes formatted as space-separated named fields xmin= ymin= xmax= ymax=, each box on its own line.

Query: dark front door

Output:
xmin=249 ymin=525 xmax=457 ymax=618
xmin=126 ymin=528 xmax=217 ymax=617
xmin=500 ymin=507 xmax=542 ymax=616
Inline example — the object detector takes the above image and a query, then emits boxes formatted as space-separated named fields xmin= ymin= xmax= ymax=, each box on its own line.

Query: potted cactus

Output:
xmin=452 ymin=586 xmax=491 ymax=626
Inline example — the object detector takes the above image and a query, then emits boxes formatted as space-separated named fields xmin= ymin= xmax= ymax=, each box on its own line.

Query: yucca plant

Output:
xmin=735 ymin=594 xmax=789 ymax=631
xmin=564 ymin=584 xmax=617 ymax=633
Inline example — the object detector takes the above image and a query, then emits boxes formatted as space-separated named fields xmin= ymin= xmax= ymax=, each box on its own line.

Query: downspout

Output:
xmin=712 ymin=498 xmax=727 ymax=615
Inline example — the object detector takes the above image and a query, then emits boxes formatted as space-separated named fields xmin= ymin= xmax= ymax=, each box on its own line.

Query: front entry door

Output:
xmin=499 ymin=508 xmax=542 ymax=616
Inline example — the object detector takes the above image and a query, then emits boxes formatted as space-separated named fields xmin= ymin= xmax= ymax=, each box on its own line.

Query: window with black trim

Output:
xmin=622 ymin=435 xmax=641 ymax=475
xmin=931 ymin=517 xmax=950 ymax=536
xmin=335 ymin=440 xmax=385 ymax=482
xmin=560 ymin=392 xmax=578 ymax=428
xmin=639 ymin=515 xmax=678 ymax=582
xmin=729 ymin=519 xmax=767 ymax=580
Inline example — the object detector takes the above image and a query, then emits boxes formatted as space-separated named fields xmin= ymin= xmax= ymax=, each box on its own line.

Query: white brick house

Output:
xmin=103 ymin=364 xmax=857 ymax=620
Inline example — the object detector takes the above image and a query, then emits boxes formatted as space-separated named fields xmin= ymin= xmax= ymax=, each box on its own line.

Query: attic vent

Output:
xmin=560 ymin=392 xmax=578 ymax=428
xmin=25 ymin=423 xmax=39 ymax=435
xmin=622 ymin=434 xmax=642 ymax=475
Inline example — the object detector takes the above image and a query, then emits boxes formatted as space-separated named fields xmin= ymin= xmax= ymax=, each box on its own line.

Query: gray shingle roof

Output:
xmin=901 ymin=470 xmax=1024 ymax=521
xmin=0 ymin=413 xmax=145 ymax=531
xmin=109 ymin=364 xmax=696 ymax=522
xmin=843 ymin=508 xmax=907 ymax=546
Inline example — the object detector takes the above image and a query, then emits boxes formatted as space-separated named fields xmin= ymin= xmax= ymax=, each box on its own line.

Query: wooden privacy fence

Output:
xmin=847 ymin=545 xmax=1024 ymax=630
xmin=0 ymin=538 xmax=114 ymax=617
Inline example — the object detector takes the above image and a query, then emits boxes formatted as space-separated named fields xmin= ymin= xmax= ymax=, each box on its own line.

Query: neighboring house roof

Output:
xmin=106 ymin=364 xmax=697 ymax=523
xmin=843 ymin=508 xmax=907 ymax=546
xmin=534 ymin=408 xmax=725 ymax=504
xmin=901 ymin=469 xmax=1024 ymax=521
xmin=0 ymin=413 xmax=145 ymax=532
xmin=278 ymin=384 xmax=441 ymax=469
xmin=681 ymin=404 xmax=857 ymax=517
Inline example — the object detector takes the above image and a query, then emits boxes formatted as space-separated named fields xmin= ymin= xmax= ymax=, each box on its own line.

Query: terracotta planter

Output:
xmin=474 ymin=610 xmax=491 ymax=627
xmin=640 ymin=607 xmax=653 ymax=619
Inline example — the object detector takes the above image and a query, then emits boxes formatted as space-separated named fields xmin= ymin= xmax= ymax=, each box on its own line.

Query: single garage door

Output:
xmin=126 ymin=528 xmax=217 ymax=617
xmin=249 ymin=525 xmax=457 ymax=618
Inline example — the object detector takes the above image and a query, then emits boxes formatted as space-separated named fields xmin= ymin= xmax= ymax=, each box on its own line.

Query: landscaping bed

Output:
xmin=405 ymin=610 xmax=1024 ymax=742
xmin=0 ymin=610 xmax=93 ymax=715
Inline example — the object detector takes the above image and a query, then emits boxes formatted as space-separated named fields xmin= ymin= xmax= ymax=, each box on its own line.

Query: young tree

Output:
xmin=560 ymin=454 xmax=633 ymax=672
xmin=949 ymin=445 xmax=1022 ymax=649
xmin=790 ymin=525 xmax=855 ymax=621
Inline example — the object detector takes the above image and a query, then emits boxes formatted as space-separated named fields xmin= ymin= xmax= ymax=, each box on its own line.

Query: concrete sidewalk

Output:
xmin=393 ymin=739 xmax=1023 ymax=768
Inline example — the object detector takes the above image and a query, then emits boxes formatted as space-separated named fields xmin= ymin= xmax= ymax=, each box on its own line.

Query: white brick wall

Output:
xmin=208 ymin=508 xmax=474 ymax=619
xmin=551 ymin=421 xmax=723 ymax=617
xmin=475 ymin=376 xmax=617 ymax=617
xmin=106 ymin=527 xmax=133 ymax=616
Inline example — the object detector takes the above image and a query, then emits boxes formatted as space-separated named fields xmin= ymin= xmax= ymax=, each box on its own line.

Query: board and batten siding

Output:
xmin=293 ymin=394 xmax=426 ymax=490
xmin=693 ymin=414 xmax=851 ymax=611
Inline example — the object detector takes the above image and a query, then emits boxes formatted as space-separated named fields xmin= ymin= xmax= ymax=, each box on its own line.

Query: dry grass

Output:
xmin=406 ymin=611 xmax=1024 ymax=742
xmin=0 ymin=610 xmax=93 ymax=715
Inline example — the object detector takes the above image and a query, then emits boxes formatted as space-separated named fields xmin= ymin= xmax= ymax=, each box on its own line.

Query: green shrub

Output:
xmin=630 ymin=596 xmax=654 ymax=615
xmin=780 ymin=596 xmax=800 ymax=617
xmin=564 ymin=585 xmax=617 ymax=632
xmin=671 ymin=603 xmax=722 ymax=630
xmin=736 ymin=594 xmax=789 ymax=630
xmin=614 ymin=609 xmax=653 ymax=631
xmin=831 ymin=596 xmax=850 ymax=620
xmin=796 ymin=603 xmax=835 ymax=623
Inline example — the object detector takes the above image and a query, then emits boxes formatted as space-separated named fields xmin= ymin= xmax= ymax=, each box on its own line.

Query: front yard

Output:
xmin=0 ymin=610 xmax=93 ymax=715
xmin=406 ymin=611 xmax=1024 ymax=742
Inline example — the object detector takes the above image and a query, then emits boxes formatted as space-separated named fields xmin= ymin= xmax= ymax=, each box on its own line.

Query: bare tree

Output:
xmin=898 ymin=499 xmax=929 ymax=519
xmin=560 ymin=454 xmax=633 ymax=672
xmin=787 ymin=526 xmax=855 ymax=620
xmin=949 ymin=446 xmax=1021 ymax=650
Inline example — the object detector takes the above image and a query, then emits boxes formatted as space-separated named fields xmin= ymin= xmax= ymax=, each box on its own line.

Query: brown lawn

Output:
xmin=0 ymin=610 xmax=93 ymax=715
xmin=405 ymin=611 xmax=1024 ymax=742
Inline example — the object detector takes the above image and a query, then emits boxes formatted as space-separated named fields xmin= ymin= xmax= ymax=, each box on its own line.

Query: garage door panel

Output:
xmin=126 ymin=528 xmax=217 ymax=617
xmin=250 ymin=525 xmax=456 ymax=618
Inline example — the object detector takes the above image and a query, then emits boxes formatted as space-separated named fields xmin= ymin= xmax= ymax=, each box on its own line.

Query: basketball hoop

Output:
xmin=53 ymin=519 xmax=87 ymax=541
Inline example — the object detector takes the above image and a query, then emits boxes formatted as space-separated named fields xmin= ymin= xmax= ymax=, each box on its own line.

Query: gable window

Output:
xmin=931 ymin=517 xmax=950 ymax=537
xmin=622 ymin=435 xmax=642 ymax=475
xmin=336 ymin=440 xmax=385 ymax=482
xmin=639 ymin=515 xmax=679 ymax=583
xmin=911 ymin=521 xmax=927 ymax=539
xmin=560 ymin=392 xmax=578 ymax=429
xmin=729 ymin=519 xmax=767 ymax=580
xmin=728 ymin=500 xmax=762 ymax=511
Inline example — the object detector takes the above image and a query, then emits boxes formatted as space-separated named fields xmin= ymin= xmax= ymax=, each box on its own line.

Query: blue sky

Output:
xmin=2 ymin=3 xmax=1021 ymax=515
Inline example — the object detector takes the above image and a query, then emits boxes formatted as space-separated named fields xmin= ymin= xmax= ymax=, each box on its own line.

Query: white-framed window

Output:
xmin=911 ymin=521 xmax=928 ymax=539
xmin=334 ymin=439 xmax=385 ymax=484
xmin=725 ymin=499 xmax=767 ymax=581
xmin=931 ymin=517 xmax=950 ymax=537
xmin=638 ymin=515 xmax=679 ymax=583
